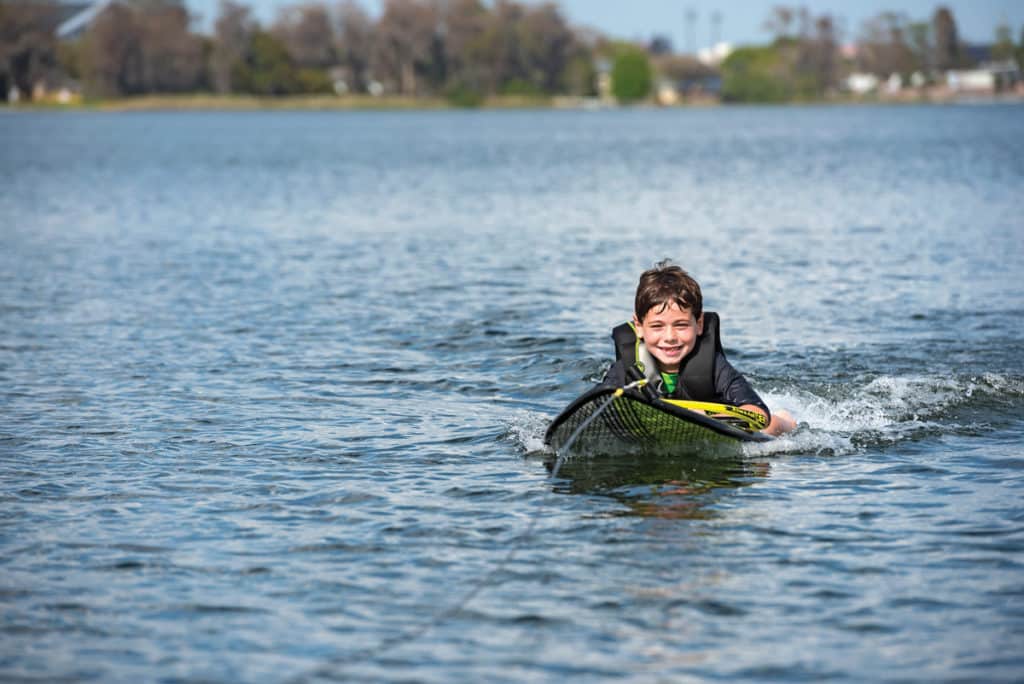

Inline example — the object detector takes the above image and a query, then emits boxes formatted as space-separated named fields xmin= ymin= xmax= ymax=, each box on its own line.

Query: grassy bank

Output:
xmin=9 ymin=90 xmax=1021 ymax=112
xmin=7 ymin=92 xmax=566 ymax=112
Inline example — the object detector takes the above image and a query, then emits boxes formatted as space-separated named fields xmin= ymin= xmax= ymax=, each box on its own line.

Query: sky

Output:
xmin=188 ymin=0 xmax=1024 ymax=48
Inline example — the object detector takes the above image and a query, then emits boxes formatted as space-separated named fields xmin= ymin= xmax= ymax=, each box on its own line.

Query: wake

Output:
xmin=507 ymin=372 xmax=1024 ymax=458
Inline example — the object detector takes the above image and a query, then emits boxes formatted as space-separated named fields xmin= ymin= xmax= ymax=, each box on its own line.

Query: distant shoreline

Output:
xmin=7 ymin=93 xmax=563 ymax=112
xmin=6 ymin=91 xmax=1023 ymax=112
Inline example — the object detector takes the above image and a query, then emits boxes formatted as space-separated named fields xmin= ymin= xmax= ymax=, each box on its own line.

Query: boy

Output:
xmin=604 ymin=261 xmax=795 ymax=437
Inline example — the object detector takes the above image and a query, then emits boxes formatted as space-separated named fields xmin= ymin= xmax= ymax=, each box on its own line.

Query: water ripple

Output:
xmin=2 ymin=106 xmax=1024 ymax=683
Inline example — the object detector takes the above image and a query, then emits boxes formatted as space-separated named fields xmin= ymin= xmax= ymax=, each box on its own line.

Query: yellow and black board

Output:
xmin=545 ymin=386 xmax=772 ymax=454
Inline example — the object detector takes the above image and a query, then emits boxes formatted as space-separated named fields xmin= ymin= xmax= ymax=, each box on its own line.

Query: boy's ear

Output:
xmin=631 ymin=314 xmax=642 ymax=337
xmin=696 ymin=313 xmax=704 ymax=336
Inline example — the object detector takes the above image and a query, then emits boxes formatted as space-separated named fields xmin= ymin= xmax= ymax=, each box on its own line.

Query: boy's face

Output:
xmin=633 ymin=302 xmax=703 ymax=373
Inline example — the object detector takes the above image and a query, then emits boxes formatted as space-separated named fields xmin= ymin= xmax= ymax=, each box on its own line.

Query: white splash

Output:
xmin=752 ymin=371 xmax=1021 ymax=455
xmin=504 ymin=409 xmax=554 ymax=456
xmin=509 ymin=373 xmax=1021 ymax=460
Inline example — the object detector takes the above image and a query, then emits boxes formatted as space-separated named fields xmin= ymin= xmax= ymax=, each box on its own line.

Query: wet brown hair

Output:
xmin=634 ymin=260 xmax=703 ymax=322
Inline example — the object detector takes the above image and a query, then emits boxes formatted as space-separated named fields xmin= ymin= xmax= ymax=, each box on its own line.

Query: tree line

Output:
xmin=2 ymin=0 xmax=609 ymax=101
xmin=721 ymin=5 xmax=1024 ymax=102
xmin=1 ymin=0 xmax=1022 ymax=104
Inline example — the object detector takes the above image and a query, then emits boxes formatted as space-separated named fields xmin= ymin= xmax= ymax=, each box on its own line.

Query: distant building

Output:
xmin=697 ymin=42 xmax=733 ymax=67
xmin=845 ymin=73 xmax=879 ymax=95
xmin=946 ymin=61 xmax=1022 ymax=93
xmin=946 ymin=69 xmax=995 ymax=92
xmin=679 ymin=75 xmax=721 ymax=97
xmin=1 ymin=0 xmax=92 ymax=102
xmin=655 ymin=78 xmax=679 ymax=106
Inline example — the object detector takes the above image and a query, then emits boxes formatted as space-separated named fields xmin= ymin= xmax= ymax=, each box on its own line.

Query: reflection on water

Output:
xmin=548 ymin=448 xmax=771 ymax=519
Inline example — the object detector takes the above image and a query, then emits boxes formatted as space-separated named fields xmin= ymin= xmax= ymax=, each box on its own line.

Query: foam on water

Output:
xmin=755 ymin=371 xmax=1023 ymax=455
xmin=504 ymin=408 xmax=554 ymax=456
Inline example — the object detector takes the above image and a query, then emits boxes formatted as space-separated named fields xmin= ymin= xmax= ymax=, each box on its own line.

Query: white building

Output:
xmin=946 ymin=69 xmax=996 ymax=92
xmin=697 ymin=42 xmax=734 ymax=67
xmin=845 ymin=73 xmax=879 ymax=95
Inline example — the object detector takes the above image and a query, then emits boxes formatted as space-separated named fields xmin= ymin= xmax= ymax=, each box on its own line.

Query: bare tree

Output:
xmin=1019 ymin=26 xmax=1024 ymax=69
xmin=0 ymin=0 xmax=59 ymax=100
xmin=794 ymin=6 xmax=811 ymax=43
xmin=480 ymin=0 xmax=526 ymax=93
xmin=932 ymin=6 xmax=960 ymax=70
xmin=334 ymin=0 xmax=373 ymax=92
xmin=519 ymin=2 xmax=572 ymax=93
xmin=562 ymin=42 xmax=596 ymax=96
xmin=807 ymin=14 xmax=838 ymax=92
xmin=439 ymin=0 xmax=488 ymax=91
xmin=857 ymin=12 xmax=916 ymax=77
xmin=755 ymin=5 xmax=839 ymax=97
xmin=211 ymin=0 xmax=255 ymax=93
xmin=372 ymin=0 xmax=438 ymax=95
xmin=138 ymin=3 xmax=205 ymax=92
xmin=763 ymin=5 xmax=794 ymax=42
xmin=85 ymin=3 xmax=145 ymax=96
xmin=272 ymin=2 xmax=335 ymax=69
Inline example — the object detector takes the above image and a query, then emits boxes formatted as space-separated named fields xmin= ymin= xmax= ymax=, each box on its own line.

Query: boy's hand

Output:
xmin=753 ymin=406 xmax=796 ymax=436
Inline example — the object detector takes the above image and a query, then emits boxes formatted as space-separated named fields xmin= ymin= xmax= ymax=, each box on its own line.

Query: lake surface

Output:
xmin=1 ymin=104 xmax=1023 ymax=682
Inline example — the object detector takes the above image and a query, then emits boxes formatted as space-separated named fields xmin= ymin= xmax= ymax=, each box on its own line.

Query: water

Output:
xmin=1 ymin=104 xmax=1023 ymax=682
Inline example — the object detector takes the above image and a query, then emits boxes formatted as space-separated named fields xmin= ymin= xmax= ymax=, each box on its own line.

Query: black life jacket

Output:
xmin=612 ymin=311 xmax=722 ymax=400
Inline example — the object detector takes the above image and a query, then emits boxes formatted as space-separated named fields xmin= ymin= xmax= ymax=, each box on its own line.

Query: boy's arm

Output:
xmin=714 ymin=352 xmax=796 ymax=435
xmin=712 ymin=352 xmax=770 ymax=418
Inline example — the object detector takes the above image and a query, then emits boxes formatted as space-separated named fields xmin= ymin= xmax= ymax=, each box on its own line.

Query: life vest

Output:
xmin=611 ymin=311 xmax=722 ymax=400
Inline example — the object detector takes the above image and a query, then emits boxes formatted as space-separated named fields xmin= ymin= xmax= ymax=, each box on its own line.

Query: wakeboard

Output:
xmin=545 ymin=385 xmax=773 ymax=455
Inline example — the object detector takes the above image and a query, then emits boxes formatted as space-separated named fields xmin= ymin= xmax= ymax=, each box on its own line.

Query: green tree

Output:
xmin=720 ymin=45 xmax=789 ymax=103
xmin=563 ymin=48 xmax=597 ymax=96
xmin=991 ymin=21 xmax=1014 ymax=62
xmin=907 ymin=21 xmax=931 ymax=74
xmin=439 ymin=0 xmax=489 ymax=95
xmin=731 ymin=5 xmax=839 ymax=101
xmin=57 ymin=39 xmax=83 ymax=81
xmin=1019 ymin=26 xmax=1024 ymax=69
xmin=519 ymin=2 xmax=573 ymax=94
xmin=272 ymin=3 xmax=334 ymax=70
xmin=610 ymin=45 xmax=651 ymax=103
xmin=479 ymin=0 xmax=527 ymax=95
xmin=232 ymin=30 xmax=301 ymax=95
